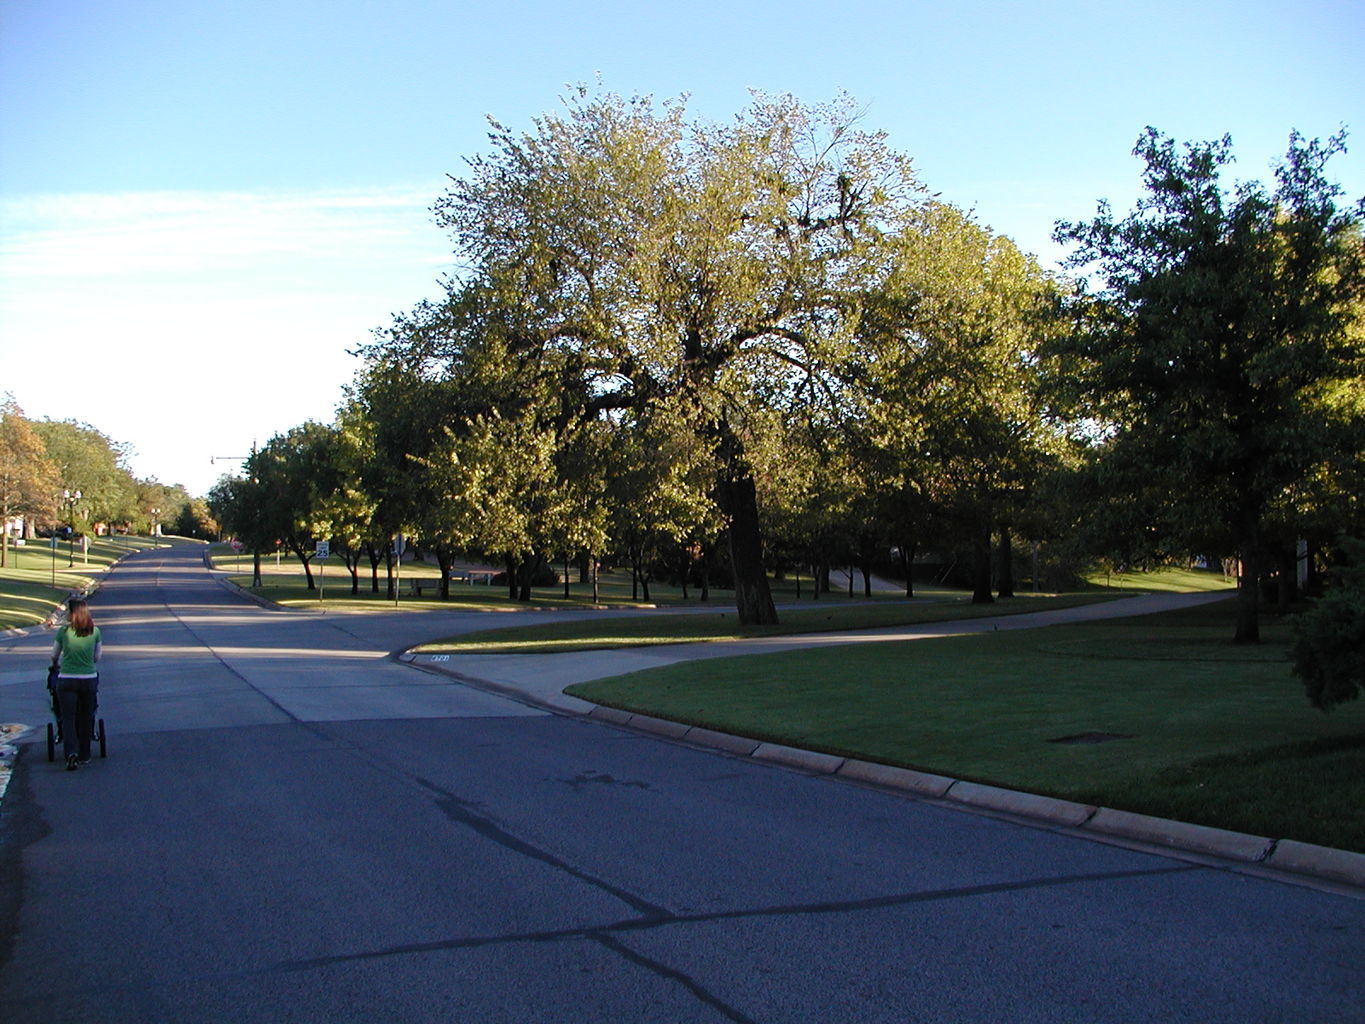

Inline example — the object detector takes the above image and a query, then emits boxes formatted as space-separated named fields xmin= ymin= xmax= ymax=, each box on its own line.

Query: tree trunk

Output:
xmin=720 ymin=472 xmax=777 ymax=625
xmin=1304 ymin=540 xmax=1323 ymax=597
xmin=997 ymin=526 xmax=1015 ymax=599
xmin=367 ymin=542 xmax=382 ymax=594
xmin=346 ymin=551 xmax=361 ymax=595
xmin=436 ymin=548 xmax=452 ymax=600
xmin=1274 ymin=543 xmax=1298 ymax=611
xmin=815 ymin=562 xmax=830 ymax=598
xmin=1234 ymin=540 xmax=1262 ymax=644
xmin=971 ymin=522 xmax=994 ymax=604
xmin=296 ymin=544 xmax=316 ymax=590
xmin=898 ymin=542 xmax=916 ymax=598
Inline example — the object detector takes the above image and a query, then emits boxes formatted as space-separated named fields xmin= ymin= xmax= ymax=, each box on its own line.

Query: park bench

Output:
xmin=405 ymin=570 xmax=498 ymax=596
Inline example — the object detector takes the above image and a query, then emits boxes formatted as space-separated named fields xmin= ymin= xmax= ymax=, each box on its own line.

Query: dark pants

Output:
xmin=56 ymin=676 xmax=98 ymax=761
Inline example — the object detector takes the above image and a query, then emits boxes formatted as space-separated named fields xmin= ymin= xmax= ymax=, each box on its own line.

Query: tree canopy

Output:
xmin=1054 ymin=127 xmax=1365 ymax=641
xmin=192 ymin=94 xmax=1363 ymax=660
xmin=1 ymin=395 xmax=201 ymax=550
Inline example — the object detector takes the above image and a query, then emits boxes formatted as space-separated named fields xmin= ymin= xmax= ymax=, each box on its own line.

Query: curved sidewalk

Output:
xmin=404 ymin=590 xmax=1365 ymax=896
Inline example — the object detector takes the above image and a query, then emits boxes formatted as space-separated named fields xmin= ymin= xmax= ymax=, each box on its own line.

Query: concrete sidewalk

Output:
xmin=404 ymin=590 xmax=1234 ymax=711
xmin=403 ymin=590 xmax=1365 ymax=896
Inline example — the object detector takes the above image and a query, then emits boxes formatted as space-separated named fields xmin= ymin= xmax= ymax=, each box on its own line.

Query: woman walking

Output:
xmin=50 ymin=597 xmax=101 ymax=770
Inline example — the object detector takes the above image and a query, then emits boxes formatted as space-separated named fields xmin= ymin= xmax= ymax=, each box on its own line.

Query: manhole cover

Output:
xmin=1047 ymin=732 xmax=1135 ymax=745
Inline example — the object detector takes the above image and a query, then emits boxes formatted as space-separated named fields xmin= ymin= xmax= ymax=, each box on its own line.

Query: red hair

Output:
xmin=68 ymin=599 xmax=94 ymax=637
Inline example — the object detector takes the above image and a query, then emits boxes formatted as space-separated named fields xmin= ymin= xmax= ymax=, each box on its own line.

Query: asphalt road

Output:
xmin=1 ymin=546 xmax=1361 ymax=1023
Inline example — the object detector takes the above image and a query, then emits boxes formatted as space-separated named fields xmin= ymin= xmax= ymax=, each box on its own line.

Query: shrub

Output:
xmin=1292 ymin=538 xmax=1365 ymax=710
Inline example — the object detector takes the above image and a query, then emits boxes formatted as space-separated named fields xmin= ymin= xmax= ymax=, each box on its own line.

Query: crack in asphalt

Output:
xmin=263 ymin=863 xmax=1203 ymax=971
xmin=416 ymin=774 xmax=674 ymax=920
xmin=294 ymin=770 xmax=1174 ymax=1022
xmin=588 ymin=930 xmax=760 ymax=1024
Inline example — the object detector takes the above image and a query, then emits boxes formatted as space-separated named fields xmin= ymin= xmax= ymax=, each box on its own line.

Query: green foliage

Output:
xmin=851 ymin=203 xmax=1069 ymax=600
xmin=172 ymin=497 xmax=217 ymax=539
xmin=1054 ymin=128 xmax=1365 ymax=641
xmin=188 ymin=100 xmax=1363 ymax=626
xmin=428 ymin=88 xmax=928 ymax=623
xmin=3 ymin=400 xmax=189 ymax=551
xmin=605 ymin=400 xmax=719 ymax=585
xmin=0 ymin=395 xmax=60 ymax=567
xmin=30 ymin=417 xmax=139 ymax=529
xmin=208 ymin=470 xmax=270 ymax=552
xmin=1292 ymin=538 xmax=1365 ymax=710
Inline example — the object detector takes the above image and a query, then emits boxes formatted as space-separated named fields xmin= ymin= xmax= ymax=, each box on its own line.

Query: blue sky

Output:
xmin=2 ymin=0 xmax=1362 ymax=496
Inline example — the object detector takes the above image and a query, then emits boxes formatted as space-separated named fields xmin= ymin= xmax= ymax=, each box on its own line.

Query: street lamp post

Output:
xmin=63 ymin=489 xmax=81 ymax=567
xmin=212 ymin=447 xmax=258 ymax=586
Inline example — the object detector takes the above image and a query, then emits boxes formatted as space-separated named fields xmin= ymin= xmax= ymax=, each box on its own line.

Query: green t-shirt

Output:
xmin=55 ymin=625 xmax=101 ymax=677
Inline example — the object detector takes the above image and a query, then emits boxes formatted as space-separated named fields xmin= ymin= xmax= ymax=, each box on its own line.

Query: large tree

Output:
xmin=855 ymin=203 xmax=1065 ymax=602
xmin=31 ymin=418 xmax=138 ymax=533
xmin=208 ymin=465 xmax=271 ymax=587
xmin=1055 ymin=128 xmax=1365 ymax=642
xmin=0 ymin=396 xmax=59 ymax=566
xmin=603 ymin=399 xmax=718 ymax=602
xmin=433 ymin=89 xmax=924 ymax=623
xmin=243 ymin=424 xmax=352 ymax=591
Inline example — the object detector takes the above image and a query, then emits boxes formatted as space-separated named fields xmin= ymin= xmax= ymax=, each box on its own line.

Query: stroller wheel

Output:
xmin=46 ymin=723 xmax=55 ymax=762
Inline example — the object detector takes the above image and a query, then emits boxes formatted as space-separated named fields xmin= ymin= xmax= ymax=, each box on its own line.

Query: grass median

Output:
xmin=414 ymin=569 xmax=1232 ymax=653
xmin=565 ymin=597 xmax=1365 ymax=853
xmin=0 ymin=535 xmax=169 ymax=630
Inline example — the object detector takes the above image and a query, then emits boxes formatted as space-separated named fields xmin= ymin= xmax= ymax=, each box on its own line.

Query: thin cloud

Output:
xmin=0 ymin=185 xmax=453 ymax=494
xmin=0 ymin=186 xmax=447 ymax=280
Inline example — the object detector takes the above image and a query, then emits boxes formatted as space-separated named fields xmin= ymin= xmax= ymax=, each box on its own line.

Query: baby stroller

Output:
xmin=45 ymin=665 xmax=107 ymax=762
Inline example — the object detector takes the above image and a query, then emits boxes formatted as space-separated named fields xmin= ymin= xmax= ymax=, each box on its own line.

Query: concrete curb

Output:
xmin=837 ymin=759 xmax=956 ymax=798
xmin=1084 ymin=807 xmax=1274 ymax=863
xmin=404 ymin=644 xmax=1365 ymax=896
xmin=0 ymin=724 xmax=32 ymax=806
xmin=945 ymin=780 xmax=1098 ymax=829
xmin=1265 ymin=841 xmax=1365 ymax=888
xmin=752 ymin=743 xmax=845 ymax=775
xmin=204 ymin=549 xmax=294 ymax=611
xmin=578 ymin=710 xmax=1365 ymax=892
xmin=608 ymin=704 xmax=1362 ymax=890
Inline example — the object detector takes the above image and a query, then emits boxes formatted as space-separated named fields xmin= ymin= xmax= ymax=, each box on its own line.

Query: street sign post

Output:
xmin=313 ymin=541 xmax=329 ymax=606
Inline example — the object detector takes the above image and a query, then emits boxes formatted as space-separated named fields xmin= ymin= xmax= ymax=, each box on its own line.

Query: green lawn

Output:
xmin=0 ymin=535 xmax=169 ymax=629
xmin=417 ymin=591 xmax=1126 ymax=653
xmin=210 ymin=546 xmax=512 ymax=611
xmin=416 ymin=566 xmax=1231 ymax=654
xmin=567 ymin=598 xmax=1365 ymax=853
xmin=211 ymin=552 xmax=970 ymax=613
